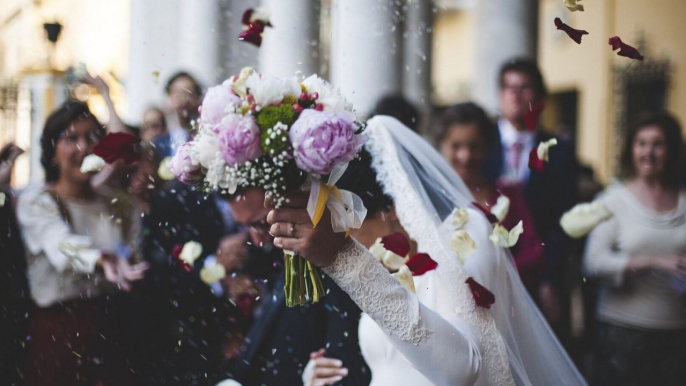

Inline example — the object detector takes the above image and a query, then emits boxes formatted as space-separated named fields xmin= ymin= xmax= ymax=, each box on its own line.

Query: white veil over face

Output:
xmin=364 ymin=116 xmax=587 ymax=386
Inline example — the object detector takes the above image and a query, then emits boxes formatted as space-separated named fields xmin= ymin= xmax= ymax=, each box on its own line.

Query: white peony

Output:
xmin=179 ymin=241 xmax=203 ymax=266
xmin=200 ymin=264 xmax=227 ymax=284
xmin=392 ymin=265 xmax=416 ymax=293
xmin=489 ymin=221 xmax=524 ymax=248
xmin=80 ymin=154 xmax=106 ymax=173
xmin=451 ymin=208 xmax=469 ymax=230
xmin=192 ymin=129 xmax=222 ymax=169
xmin=302 ymin=74 xmax=353 ymax=113
xmin=369 ymin=237 xmax=408 ymax=270
xmin=450 ymin=230 xmax=477 ymax=265
xmin=491 ymin=195 xmax=510 ymax=223
xmin=560 ymin=201 xmax=612 ymax=238
xmin=245 ymin=73 xmax=301 ymax=107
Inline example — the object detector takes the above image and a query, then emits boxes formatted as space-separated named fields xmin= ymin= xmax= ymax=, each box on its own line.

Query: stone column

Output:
xmin=126 ymin=0 xmax=181 ymax=122
xmin=178 ymin=0 xmax=222 ymax=87
xmin=330 ymin=0 xmax=402 ymax=117
xmin=402 ymin=0 xmax=433 ymax=132
xmin=258 ymin=0 xmax=320 ymax=78
xmin=473 ymin=0 xmax=538 ymax=114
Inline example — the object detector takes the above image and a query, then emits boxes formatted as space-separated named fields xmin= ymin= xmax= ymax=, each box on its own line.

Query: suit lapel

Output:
xmin=239 ymin=274 xmax=285 ymax=366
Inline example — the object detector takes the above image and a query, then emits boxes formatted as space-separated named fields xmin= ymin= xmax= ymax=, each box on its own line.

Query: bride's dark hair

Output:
xmin=336 ymin=148 xmax=392 ymax=216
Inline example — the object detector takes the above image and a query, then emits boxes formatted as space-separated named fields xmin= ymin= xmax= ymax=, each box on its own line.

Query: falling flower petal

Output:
xmin=381 ymin=232 xmax=411 ymax=257
xmin=554 ymin=18 xmax=589 ymax=44
xmin=466 ymin=277 xmax=495 ymax=309
xmin=405 ymin=253 xmax=438 ymax=276
xmin=608 ymin=36 xmax=644 ymax=61
xmin=524 ymin=103 xmax=545 ymax=131
xmin=491 ymin=195 xmax=510 ymax=223
xmin=529 ymin=138 xmax=557 ymax=173
xmin=0 ymin=192 xmax=5 ymax=207
xmin=392 ymin=265 xmax=416 ymax=293
xmin=537 ymin=138 xmax=558 ymax=162
xmin=179 ymin=241 xmax=203 ymax=266
xmin=171 ymin=244 xmax=192 ymax=273
xmin=93 ymin=132 xmax=140 ymax=165
xmin=152 ymin=70 xmax=160 ymax=84
xmin=80 ymin=154 xmax=105 ymax=173
xmin=451 ymin=208 xmax=469 ymax=230
xmin=489 ymin=221 xmax=524 ymax=248
xmin=230 ymin=67 xmax=252 ymax=99
xmin=563 ymin=0 xmax=584 ymax=12
xmin=238 ymin=8 xmax=272 ymax=47
xmin=200 ymin=264 xmax=227 ymax=284
xmin=158 ymin=157 xmax=175 ymax=180
xmin=560 ymin=201 xmax=613 ymax=238
xmin=451 ymin=230 xmax=477 ymax=265
xmin=472 ymin=202 xmax=499 ymax=224
xmin=369 ymin=238 xmax=408 ymax=270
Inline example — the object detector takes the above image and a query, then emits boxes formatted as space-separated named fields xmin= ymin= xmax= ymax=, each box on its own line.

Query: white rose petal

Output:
xmin=158 ymin=157 xmax=175 ymax=180
xmin=489 ymin=221 xmax=524 ymax=248
xmin=246 ymin=73 xmax=301 ymax=107
xmin=230 ymin=67 xmax=253 ymax=99
xmin=369 ymin=237 xmax=408 ymax=270
xmin=451 ymin=230 xmax=477 ymax=265
xmin=392 ymin=265 xmax=415 ymax=293
xmin=451 ymin=208 xmax=469 ymax=230
xmin=250 ymin=6 xmax=271 ymax=24
xmin=80 ymin=154 xmax=106 ymax=173
xmin=537 ymin=138 xmax=558 ymax=162
xmin=200 ymin=264 xmax=227 ymax=284
xmin=179 ymin=241 xmax=203 ymax=266
xmin=302 ymin=74 xmax=353 ymax=113
xmin=369 ymin=238 xmax=386 ymax=262
xmin=491 ymin=195 xmax=511 ymax=223
xmin=192 ymin=130 xmax=221 ymax=169
xmin=560 ymin=201 xmax=613 ymax=238
xmin=0 ymin=192 xmax=5 ymax=207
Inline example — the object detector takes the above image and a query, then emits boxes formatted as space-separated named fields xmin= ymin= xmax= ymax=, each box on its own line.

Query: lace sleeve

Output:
xmin=324 ymin=238 xmax=482 ymax=386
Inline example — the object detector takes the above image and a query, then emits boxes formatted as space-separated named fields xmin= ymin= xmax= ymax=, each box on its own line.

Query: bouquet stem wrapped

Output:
xmin=284 ymin=250 xmax=325 ymax=306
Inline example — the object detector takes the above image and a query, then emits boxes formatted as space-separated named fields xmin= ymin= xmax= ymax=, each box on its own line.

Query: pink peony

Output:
xmin=169 ymin=142 xmax=203 ymax=185
xmin=201 ymin=83 xmax=242 ymax=128
xmin=217 ymin=114 xmax=262 ymax=166
xmin=289 ymin=109 xmax=366 ymax=175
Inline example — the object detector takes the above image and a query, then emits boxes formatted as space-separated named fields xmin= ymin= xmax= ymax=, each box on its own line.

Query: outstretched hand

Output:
xmin=98 ymin=252 xmax=149 ymax=291
xmin=302 ymin=348 xmax=349 ymax=386
xmin=266 ymin=191 xmax=349 ymax=268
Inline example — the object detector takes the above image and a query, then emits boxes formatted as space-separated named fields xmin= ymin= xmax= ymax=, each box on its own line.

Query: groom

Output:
xmin=225 ymin=188 xmax=370 ymax=386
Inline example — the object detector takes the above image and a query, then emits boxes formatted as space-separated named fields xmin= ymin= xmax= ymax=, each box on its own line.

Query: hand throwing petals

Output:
xmin=608 ymin=36 xmax=645 ymax=60
xmin=560 ymin=201 xmax=613 ymax=238
xmin=466 ymin=277 xmax=495 ymax=309
xmin=554 ymin=18 xmax=589 ymax=44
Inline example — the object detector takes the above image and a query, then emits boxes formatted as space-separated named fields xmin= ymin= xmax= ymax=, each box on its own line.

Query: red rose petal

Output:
xmin=466 ymin=277 xmax=495 ymax=309
xmin=241 ymin=9 xmax=253 ymax=26
xmin=381 ymin=232 xmax=411 ymax=257
xmin=608 ymin=36 xmax=644 ymax=61
xmin=92 ymin=132 xmax=140 ymax=165
xmin=171 ymin=244 xmax=192 ymax=273
xmin=238 ymin=27 xmax=263 ymax=47
xmin=472 ymin=202 xmax=499 ymax=224
xmin=528 ymin=146 xmax=545 ymax=174
xmin=554 ymin=18 xmax=589 ymax=45
xmin=524 ymin=103 xmax=545 ymax=132
xmin=405 ymin=253 xmax=438 ymax=276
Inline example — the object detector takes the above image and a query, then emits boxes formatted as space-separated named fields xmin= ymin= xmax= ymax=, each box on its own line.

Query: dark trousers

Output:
xmin=591 ymin=321 xmax=686 ymax=386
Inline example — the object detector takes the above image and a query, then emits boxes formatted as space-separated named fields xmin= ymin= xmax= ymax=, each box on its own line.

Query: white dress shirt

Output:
xmin=498 ymin=118 xmax=535 ymax=185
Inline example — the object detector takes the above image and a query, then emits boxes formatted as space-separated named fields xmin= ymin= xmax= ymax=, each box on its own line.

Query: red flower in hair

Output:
xmin=172 ymin=244 xmax=193 ymax=273
xmin=405 ymin=253 xmax=438 ymax=276
xmin=608 ymin=36 xmax=644 ymax=61
xmin=554 ymin=18 xmax=589 ymax=44
xmin=466 ymin=277 xmax=495 ymax=309
xmin=524 ymin=103 xmax=545 ymax=131
xmin=93 ymin=132 xmax=140 ymax=165
xmin=381 ymin=231 xmax=411 ymax=257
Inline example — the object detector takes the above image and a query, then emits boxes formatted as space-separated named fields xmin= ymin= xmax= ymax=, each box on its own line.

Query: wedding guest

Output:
xmin=483 ymin=58 xmax=578 ymax=333
xmin=584 ymin=111 xmax=686 ymax=386
xmin=141 ymin=107 xmax=168 ymax=142
xmin=370 ymin=95 xmax=421 ymax=132
xmin=221 ymin=188 xmax=371 ymax=386
xmin=438 ymin=102 xmax=544 ymax=295
xmin=17 ymin=101 xmax=148 ymax=385
xmin=155 ymin=72 xmax=202 ymax=158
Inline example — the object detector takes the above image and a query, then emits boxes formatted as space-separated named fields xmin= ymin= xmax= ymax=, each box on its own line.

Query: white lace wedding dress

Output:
xmin=320 ymin=116 xmax=587 ymax=386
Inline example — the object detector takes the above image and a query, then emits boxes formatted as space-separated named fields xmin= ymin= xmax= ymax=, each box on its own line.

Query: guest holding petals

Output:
xmin=438 ymin=102 xmax=544 ymax=295
xmin=584 ymin=111 xmax=686 ymax=385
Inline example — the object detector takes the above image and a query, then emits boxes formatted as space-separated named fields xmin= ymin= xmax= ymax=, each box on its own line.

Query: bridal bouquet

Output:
xmin=169 ymin=67 xmax=367 ymax=306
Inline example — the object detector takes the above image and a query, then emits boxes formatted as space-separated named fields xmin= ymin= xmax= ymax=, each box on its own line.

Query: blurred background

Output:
xmin=1 ymin=0 xmax=684 ymax=189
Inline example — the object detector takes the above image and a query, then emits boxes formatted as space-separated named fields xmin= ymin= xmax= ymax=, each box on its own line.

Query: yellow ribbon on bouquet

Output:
xmin=306 ymin=163 xmax=367 ymax=236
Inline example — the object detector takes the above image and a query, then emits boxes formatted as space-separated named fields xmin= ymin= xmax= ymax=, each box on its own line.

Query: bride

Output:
xmin=267 ymin=116 xmax=587 ymax=385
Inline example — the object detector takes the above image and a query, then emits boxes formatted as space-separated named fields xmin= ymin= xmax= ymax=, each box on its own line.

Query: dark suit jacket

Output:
xmin=233 ymin=248 xmax=371 ymax=386
xmin=484 ymin=124 xmax=578 ymax=286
